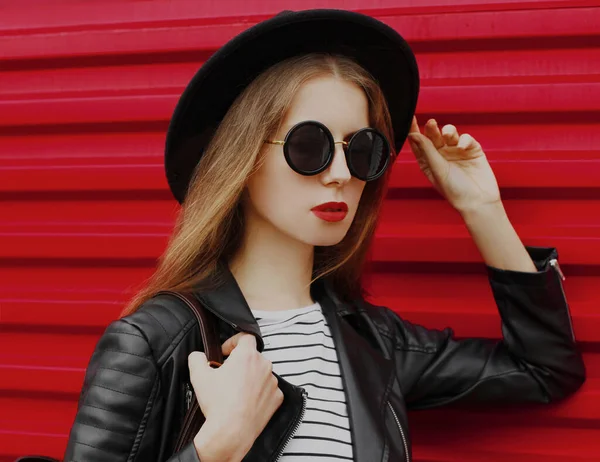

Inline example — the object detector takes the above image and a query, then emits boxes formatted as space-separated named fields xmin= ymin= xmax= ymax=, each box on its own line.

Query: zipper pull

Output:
xmin=185 ymin=382 xmax=193 ymax=410
xmin=549 ymin=258 xmax=565 ymax=281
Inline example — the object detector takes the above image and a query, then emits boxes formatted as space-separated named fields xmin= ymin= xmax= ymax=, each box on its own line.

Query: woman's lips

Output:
xmin=311 ymin=202 xmax=348 ymax=222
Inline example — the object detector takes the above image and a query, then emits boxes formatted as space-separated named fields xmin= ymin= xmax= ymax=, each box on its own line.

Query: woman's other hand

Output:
xmin=407 ymin=116 xmax=501 ymax=214
xmin=188 ymin=332 xmax=283 ymax=461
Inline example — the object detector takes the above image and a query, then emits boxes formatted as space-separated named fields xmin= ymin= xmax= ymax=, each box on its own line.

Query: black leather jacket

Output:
xmin=63 ymin=246 xmax=585 ymax=462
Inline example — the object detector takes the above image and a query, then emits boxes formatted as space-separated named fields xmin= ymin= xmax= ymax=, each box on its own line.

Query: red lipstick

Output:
xmin=311 ymin=202 xmax=348 ymax=222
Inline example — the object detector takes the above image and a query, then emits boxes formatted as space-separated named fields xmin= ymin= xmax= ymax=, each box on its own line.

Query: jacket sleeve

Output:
xmin=391 ymin=246 xmax=586 ymax=410
xmin=63 ymin=317 xmax=200 ymax=462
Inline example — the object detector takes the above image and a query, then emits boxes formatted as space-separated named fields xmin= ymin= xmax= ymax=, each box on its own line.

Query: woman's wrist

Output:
xmin=459 ymin=201 xmax=537 ymax=272
xmin=193 ymin=419 xmax=244 ymax=462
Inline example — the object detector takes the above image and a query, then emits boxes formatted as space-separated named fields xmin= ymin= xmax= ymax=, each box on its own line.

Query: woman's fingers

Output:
xmin=441 ymin=124 xmax=459 ymax=146
xmin=424 ymin=119 xmax=445 ymax=150
xmin=409 ymin=115 xmax=420 ymax=135
xmin=411 ymin=116 xmax=462 ymax=149
xmin=457 ymin=133 xmax=479 ymax=151
xmin=408 ymin=131 xmax=447 ymax=177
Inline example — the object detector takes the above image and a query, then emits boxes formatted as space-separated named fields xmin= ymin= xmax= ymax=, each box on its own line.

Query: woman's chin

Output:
xmin=307 ymin=228 xmax=350 ymax=247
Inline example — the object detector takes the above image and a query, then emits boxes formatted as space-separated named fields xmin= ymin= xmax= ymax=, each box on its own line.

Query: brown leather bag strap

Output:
xmin=156 ymin=290 xmax=223 ymax=453
xmin=158 ymin=291 xmax=224 ymax=366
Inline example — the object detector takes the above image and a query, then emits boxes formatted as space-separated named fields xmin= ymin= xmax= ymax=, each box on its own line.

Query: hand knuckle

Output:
xmin=275 ymin=388 xmax=284 ymax=404
xmin=264 ymin=358 xmax=273 ymax=372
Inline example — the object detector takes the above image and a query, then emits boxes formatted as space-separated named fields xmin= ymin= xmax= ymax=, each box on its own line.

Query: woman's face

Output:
xmin=245 ymin=75 xmax=369 ymax=247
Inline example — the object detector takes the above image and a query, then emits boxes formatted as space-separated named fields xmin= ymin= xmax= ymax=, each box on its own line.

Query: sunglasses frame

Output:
xmin=265 ymin=120 xmax=391 ymax=182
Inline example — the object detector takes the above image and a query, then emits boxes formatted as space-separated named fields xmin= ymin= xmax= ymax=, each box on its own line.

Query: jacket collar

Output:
xmin=192 ymin=261 xmax=264 ymax=350
xmin=191 ymin=261 xmax=359 ymax=351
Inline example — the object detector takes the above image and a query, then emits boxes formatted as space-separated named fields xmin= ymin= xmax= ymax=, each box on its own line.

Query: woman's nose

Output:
xmin=322 ymin=143 xmax=352 ymax=185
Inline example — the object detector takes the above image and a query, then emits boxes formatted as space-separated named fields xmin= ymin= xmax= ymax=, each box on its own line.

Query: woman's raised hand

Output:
xmin=188 ymin=332 xmax=283 ymax=461
xmin=407 ymin=116 xmax=501 ymax=214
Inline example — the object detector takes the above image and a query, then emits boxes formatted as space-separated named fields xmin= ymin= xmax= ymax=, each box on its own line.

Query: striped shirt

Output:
xmin=251 ymin=302 xmax=354 ymax=461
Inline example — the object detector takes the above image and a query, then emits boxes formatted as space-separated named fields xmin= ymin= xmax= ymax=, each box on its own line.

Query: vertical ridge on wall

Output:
xmin=1 ymin=1 xmax=599 ymax=460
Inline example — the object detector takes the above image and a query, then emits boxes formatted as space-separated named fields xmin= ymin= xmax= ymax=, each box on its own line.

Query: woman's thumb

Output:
xmin=222 ymin=332 xmax=254 ymax=356
xmin=188 ymin=351 xmax=211 ymax=379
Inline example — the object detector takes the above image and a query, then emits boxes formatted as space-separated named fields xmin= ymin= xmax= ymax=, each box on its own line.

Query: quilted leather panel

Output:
xmin=63 ymin=298 xmax=201 ymax=461
xmin=128 ymin=296 xmax=197 ymax=365
xmin=64 ymin=319 xmax=158 ymax=460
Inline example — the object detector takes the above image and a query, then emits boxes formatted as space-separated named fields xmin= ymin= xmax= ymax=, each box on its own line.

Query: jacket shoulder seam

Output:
xmin=385 ymin=306 xmax=446 ymax=354
xmin=367 ymin=305 xmax=441 ymax=354
xmin=357 ymin=303 xmax=394 ymax=338
xmin=156 ymin=316 xmax=198 ymax=366
xmin=140 ymin=309 xmax=175 ymax=343
xmin=128 ymin=298 xmax=199 ymax=367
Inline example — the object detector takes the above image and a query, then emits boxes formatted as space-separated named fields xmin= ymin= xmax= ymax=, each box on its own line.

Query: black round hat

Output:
xmin=165 ymin=9 xmax=420 ymax=203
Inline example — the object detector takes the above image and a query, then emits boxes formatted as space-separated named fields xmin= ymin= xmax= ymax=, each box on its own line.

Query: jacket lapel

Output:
xmin=193 ymin=262 xmax=265 ymax=350
xmin=317 ymin=284 xmax=395 ymax=462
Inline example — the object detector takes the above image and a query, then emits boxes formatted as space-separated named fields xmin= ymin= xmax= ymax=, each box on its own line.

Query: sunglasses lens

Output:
xmin=286 ymin=123 xmax=331 ymax=173
xmin=348 ymin=130 xmax=390 ymax=180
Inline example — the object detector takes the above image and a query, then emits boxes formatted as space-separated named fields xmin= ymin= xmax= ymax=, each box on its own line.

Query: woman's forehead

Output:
xmin=280 ymin=76 xmax=370 ymax=134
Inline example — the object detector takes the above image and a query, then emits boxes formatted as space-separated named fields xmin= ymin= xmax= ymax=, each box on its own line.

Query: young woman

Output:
xmin=61 ymin=9 xmax=585 ymax=462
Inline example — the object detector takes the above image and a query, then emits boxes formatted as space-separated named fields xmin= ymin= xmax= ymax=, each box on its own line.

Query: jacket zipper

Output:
xmin=185 ymin=381 xmax=193 ymax=410
xmin=175 ymin=382 xmax=200 ymax=451
xmin=549 ymin=258 xmax=575 ymax=341
xmin=273 ymin=388 xmax=308 ymax=461
xmin=387 ymin=401 xmax=410 ymax=462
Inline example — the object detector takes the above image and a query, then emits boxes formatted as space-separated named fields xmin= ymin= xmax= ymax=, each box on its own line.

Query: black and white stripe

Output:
xmin=252 ymin=302 xmax=353 ymax=461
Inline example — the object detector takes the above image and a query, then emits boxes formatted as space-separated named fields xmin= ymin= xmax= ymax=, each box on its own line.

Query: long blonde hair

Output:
xmin=121 ymin=53 xmax=395 ymax=316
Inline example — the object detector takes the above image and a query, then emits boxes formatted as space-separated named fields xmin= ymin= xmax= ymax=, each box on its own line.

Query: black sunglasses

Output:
xmin=264 ymin=120 xmax=391 ymax=181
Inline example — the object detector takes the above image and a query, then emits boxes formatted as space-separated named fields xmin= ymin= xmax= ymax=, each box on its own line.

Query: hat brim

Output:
xmin=165 ymin=9 xmax=420 ymax=203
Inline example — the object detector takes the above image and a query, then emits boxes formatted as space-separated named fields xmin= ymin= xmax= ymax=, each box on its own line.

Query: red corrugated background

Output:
xmin=1 ymin=0 xmax=599 ymax=460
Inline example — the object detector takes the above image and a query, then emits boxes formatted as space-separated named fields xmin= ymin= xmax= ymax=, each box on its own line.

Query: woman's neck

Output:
xmin=228 ymin=219 xmax=315 ymax=312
